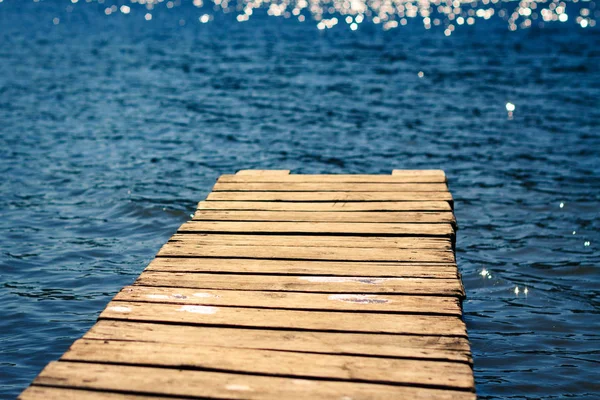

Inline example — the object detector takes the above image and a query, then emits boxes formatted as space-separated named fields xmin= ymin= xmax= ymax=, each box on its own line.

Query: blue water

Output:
xmin=1 ymin=0 xmax=599 ymax=398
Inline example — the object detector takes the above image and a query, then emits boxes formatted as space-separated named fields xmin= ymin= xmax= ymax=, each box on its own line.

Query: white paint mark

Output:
xmin=108 ymin=306 xmax=131 ymax=313
xmin=194 ymin=292 xmax=216 ymax=298
xmin=177 ymin=305 xmax=217 ymax=314
xmin=328 ymin=294 xmax=390 ymax=305
xmin=146 ymin=294 xmax=170 ymax=300
xmin=291 ymin=379 xmax=315 ymax=386
xmin=225 ymin=384 xmax=252 ymax=391
xmin=299 ymin=277 xmax=390 ymax=284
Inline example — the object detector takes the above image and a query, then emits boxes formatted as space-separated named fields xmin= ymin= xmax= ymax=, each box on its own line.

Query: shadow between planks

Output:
xmin=20 ymin=170 xmax=474 ymax=400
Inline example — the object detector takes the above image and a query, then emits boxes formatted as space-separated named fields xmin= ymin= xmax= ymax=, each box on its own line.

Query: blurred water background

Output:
xmin=1 ymin=0 xmax=599 ymax=398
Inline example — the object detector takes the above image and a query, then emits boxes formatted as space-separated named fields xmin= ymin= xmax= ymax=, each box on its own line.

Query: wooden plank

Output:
xmin=34 ymin=362 xmax=475 ymax=399
xmin=207 ymin=191 xmax=453 ymax=202
xmin=100 ymin=301 xmax=467 ymax=336
xmin=236 ymin=169 xmax=290 ymax=175
xmin=169 ymin=233 xmax=454 ymax=249
xmin=115 ymin=286 xmax=463 ymax=316
xmin=85 ymin=320 xmax=473 ymax=361
xmin=213 ymin=182 xmax=449 ymax=192
xmin=219 ymin=174 xmax=447 ymax=183
xmin=19 ymin=387 xmax=167 ymax=400
xmin=136 ymin=272 xmax=466 ymax=297
xmin=392 ymin=169 xmax=446 ymax=177
xmin=62 ymin=339 xmax=475 ymax=390
xmin=145 ymin=258 xmax=459 ymax=279
xmin=193 ymin=210 xmax=456 ymax=224
xmin=178 ymin=221 xmax=455 ymax=237
xmin=158 ymin=243 xmax=455 ymax=262
xmin=198 ymin=200 xmax=453 ymax=211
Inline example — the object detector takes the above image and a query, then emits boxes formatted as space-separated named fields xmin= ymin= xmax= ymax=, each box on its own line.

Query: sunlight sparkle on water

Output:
xmin=25 ymin=0 xmax=598 ymax=33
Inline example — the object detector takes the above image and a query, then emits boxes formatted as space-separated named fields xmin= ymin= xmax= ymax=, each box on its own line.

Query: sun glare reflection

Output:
xmin=18 ymin=0 xmax=597 ymax=33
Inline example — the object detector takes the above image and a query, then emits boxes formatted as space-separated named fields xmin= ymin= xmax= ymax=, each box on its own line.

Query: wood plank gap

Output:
xmin=206 ymin=192 xmax=454 ymax=202
xmin=100 ymin=301 xmax=468 ymax=336
xmin=85 ymin=320 xmax=473 ymax=354
xmin=33 ymin=361 xmax=476 ymax=399
xmin=114 ymin=286 xmax=463 ymax=317
xmin=20 ymin=386 xmax=188 ymax=400
xmin=60 ymin=340 xmax=475 ymax=391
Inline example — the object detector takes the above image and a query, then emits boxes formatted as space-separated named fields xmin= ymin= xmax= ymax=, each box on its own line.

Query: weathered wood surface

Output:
xmin=145 ymin=257 xmax=460 ymax=278
xmin=193 ymin=210 xmax=456 ymax=224
xmin=219 ymin=173 xmax=446 ymax=183
xmin=32 ymin=362 xmax=475 ymax=400
xmin=178 ymin=220 xmax=455 ymax=236
xmin=198 ymin=200 xmax=453 ymax=211
xmin=135 ymin=272 xmax=466 ymax=297
xmin=20 ymin=170 xmax=474 ymax=400
xmin=169 ymin=233 xmax=454 ymax=249
xmin=61 ymin=339 xmax=474 ymax=389
xmin=84 ymin=320 xmax=473 ymax=362
xmin=158 ymin=243 xmax=455 ymax=262
xmin=19 ymin=387 xmax=166 ymax=400
xmin=99 ymin=300 xmax=467 ymax=335
xmin=114 ymin=286 xmax=463 ymax=315
xmin=207 ymin=191 xmax=454 ymax=202
xmin=213 ymin=182 xmax=449 ymax=192
xmin=236 ymin=169 xmax=291 ymax=175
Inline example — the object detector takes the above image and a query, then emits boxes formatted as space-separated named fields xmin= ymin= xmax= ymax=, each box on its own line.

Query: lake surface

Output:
xmin=1 ymin=0 xmax=599 ymax=398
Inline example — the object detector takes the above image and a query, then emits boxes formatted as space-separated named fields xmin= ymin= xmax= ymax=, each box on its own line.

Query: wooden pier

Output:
xmin=20 ymin=170 xmax=475 ymax=400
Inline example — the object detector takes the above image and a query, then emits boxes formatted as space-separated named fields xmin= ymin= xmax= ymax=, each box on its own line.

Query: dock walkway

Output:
xmin=20 ymin=169 xmax=475 ymax=399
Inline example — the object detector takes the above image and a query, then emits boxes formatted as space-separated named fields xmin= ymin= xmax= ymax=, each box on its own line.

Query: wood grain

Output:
xmin=62 ymin=339 xmax=474 ymax=389
xmin=19 ymin=387 xmax=168 ymax=400
xmin=145 ymin=258 xmax=459 ymax=279
xmin=115 ymin=286 xmax=463 ymax=315
xmin=158 ymin=243 xmax=455 ymax=262
xmin=236 ymin=169 xmax=291 ymax=175
xmin=178 ymin=221 xmax=455 ymax=237
xmin=34 ymin=362 xmax=475 ymax=399
xmin=135 ymin=272 xmax=466 ymax=297
xmin=100 ymin=301 xmax=468 ymax=336
xmin=219 ymin=173 xmax=447 ymax=183
xmin=213 ymin=182 xmax=449 ymax=192
xmin=193 ymin=210 xmax=456 ymax=224
xmin=198 ymin=200 xmax=453 ymax=211
xmin=392 ymin=169 xmax=446 ymax=177
xmin=207 ymin=191 xmax=453 ymax=202
xmin=85 ymin=320 xmax=473 ymax=361
xmin=169 ymin=233 xmax=453 ymax=249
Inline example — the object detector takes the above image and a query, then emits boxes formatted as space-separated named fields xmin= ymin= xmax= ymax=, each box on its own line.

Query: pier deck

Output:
xmin=20 ymin=170 xmax=475 ymax=400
